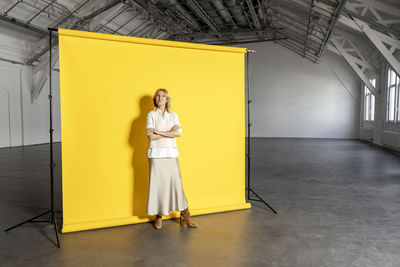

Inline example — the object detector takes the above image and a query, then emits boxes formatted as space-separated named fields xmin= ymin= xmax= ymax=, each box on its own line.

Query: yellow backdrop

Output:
xmin=58 ymin=29 xmax=250 ymax=233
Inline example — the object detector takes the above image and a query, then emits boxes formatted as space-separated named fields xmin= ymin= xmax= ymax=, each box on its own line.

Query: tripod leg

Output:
xmin=249 ymin=188 xmax=277 ymax=214
xmin=52 ymin=213 xmax=60 ymax=248
xmin=5 ymin=210 xmax=51 ymax=232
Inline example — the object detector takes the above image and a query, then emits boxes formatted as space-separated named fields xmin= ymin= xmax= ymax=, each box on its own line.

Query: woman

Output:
xmin=146 ymin=88 xmax=197 ymax=230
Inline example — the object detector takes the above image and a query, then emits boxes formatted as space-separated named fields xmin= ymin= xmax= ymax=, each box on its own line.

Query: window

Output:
xmin=364 ymin=79 xmax=376 ymax=122
xmin=387 ymin=69 xmax=400 ymax=123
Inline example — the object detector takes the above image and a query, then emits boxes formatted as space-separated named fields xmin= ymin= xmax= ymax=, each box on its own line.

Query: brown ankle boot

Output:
xmin=180 ymin=207 xmax=198 ymax=228
xmin=153 ymin=215 xmax=162 ymax=230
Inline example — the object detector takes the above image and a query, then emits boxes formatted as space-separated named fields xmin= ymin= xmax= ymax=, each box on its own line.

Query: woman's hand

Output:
xmin=147 ymin=128 xmax=156 ymax=135
xmin=148 ymin=129 xmax=164 ymax=140
xmin=148 ymin=128 xmax=164 ymax=140
xmin=153 ymin=129 xmax=162 ymax=135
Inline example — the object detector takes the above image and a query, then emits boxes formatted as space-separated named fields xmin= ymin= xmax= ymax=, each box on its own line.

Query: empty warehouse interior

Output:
xmin=1 ymin=0 xmax=400 ymax=266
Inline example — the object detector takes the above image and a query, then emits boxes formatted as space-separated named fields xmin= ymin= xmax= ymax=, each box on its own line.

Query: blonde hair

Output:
xmin=153 ymin=88 xmax=170 ymax=112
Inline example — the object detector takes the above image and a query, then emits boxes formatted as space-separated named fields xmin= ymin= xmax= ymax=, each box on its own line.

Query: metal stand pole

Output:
xmin=5 ymin=28 xmax=61 ymax=248
xmin=245 ymin=49 xmax=277 ymax=214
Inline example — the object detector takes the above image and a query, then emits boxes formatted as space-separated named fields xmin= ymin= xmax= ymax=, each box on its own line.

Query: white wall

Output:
xmin=0 ymin=31 xmax=61 ymax=148
xmin=0 ymin=64 xmax=22 ymax=147
xmin=244 ymin=41 xmax=360 ymax=138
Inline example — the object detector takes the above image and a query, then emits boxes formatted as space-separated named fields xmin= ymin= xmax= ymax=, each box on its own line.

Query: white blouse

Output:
xmin=146 ymin=109 xmax=182 ymax=158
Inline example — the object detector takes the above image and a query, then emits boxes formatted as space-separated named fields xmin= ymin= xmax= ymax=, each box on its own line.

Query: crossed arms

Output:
xmin=147 ymin=125 xmax=182 ymax=141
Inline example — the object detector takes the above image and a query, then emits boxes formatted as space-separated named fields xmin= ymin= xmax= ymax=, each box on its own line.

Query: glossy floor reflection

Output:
xmin=1 ymin=139 xmax=400 ymax=266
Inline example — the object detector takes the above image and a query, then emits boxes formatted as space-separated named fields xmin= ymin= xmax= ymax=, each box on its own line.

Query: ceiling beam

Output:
xmin=169 ymin=0 xmax=202 ymax=31
xmin=129 ymin=0 xmax=185 ymax=34
xmin=26 ymin=0 xmax=122 ymax=65
xmin=211 ymin=0 xmax=237 ymax=28
xmin=317 ymin=0 xmax=348 ymax=57
xmin=0 ymin=14 xmax=48 ymax=36
xmin=205 ymin=36 xmax=287 ymax=45
xmin=330 ymin=35 xmax=378 ymax=96
xmin=169 ymin=27 xmax=281 ymax=39
xmin=351 ymin=16 xmax=400 ymax=78
xmin=349 ymin=0 xmax=400 ymax=19
xmin=245 ymin=0 xmax=261 ymax=35
xmin=185 ymin=0 xmax=222 ymax=35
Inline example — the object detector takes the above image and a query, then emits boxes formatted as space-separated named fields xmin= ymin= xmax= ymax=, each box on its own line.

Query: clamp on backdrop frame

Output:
xmin=245 ymin=49 xmax=277 ymax=214
xmin=4 ymin=28 xmax=61 ymax=248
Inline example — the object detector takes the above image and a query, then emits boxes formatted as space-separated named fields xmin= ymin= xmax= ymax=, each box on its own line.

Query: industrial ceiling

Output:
xmin=0 ymin=0 xmax=399 ymax=98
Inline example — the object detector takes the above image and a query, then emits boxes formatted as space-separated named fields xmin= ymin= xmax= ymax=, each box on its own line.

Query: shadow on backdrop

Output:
xmin=129 ymin=95 xmax=153 ymax=219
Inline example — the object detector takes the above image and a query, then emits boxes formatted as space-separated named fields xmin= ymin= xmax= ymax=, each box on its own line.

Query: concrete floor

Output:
xmin=1 ymin=138 xmax=400 ymax=267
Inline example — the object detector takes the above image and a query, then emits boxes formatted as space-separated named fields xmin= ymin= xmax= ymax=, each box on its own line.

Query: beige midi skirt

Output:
xmin=146 ymin=158 xmax=188 ymax=216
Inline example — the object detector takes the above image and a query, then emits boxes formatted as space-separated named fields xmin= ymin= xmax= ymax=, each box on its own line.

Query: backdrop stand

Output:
xmin=245 ymin=49 xmax=277 ymax=214
xmin=4 ymin=28 xmax=61 ymax=248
